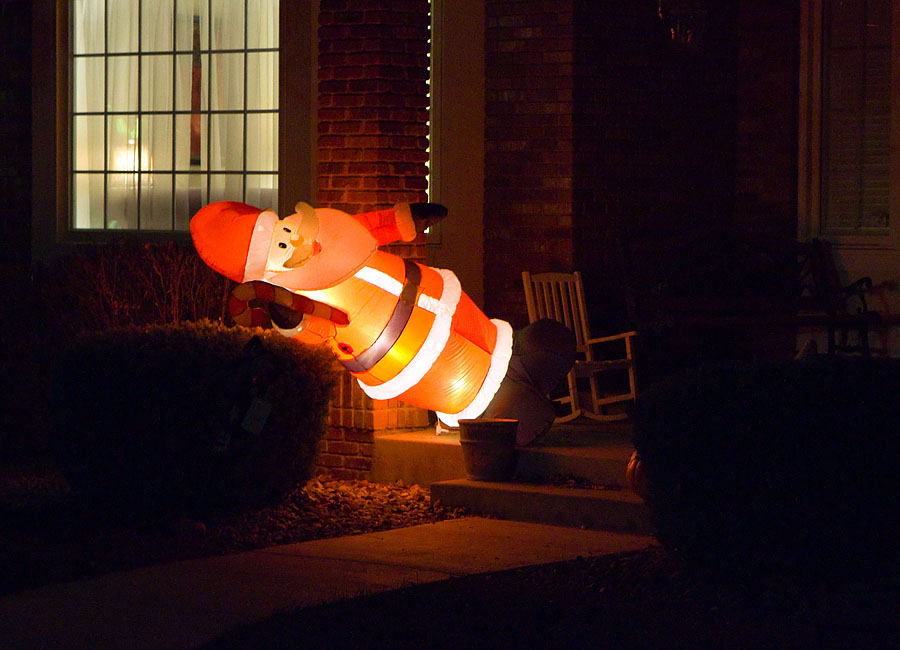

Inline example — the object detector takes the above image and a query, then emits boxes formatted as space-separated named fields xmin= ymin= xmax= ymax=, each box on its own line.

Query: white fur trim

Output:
xmin=355 ymin=265 xmax=440 ymax=314
xmin=417 ymin=293 xmax=440 ymax=315
xmin=354 ymin=265 xmax=403 ymax=297
xmin=357 ymin=269 xmax=461 ymax=400
xmin=435 ymin=318 xmax=514 ymax=428
xmin=244 ymin=210 xmax=278 ymax=281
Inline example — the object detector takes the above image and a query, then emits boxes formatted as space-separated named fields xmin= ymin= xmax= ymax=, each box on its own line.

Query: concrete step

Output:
xmin=430 ymin=479 xmax=653 ymax=535
xmin=371 ymin=419 xmax=652 ymax=535
xmin=516 ymin=433 xmax=635 ymax=487
xmin=371 ymin=419 xmax=636 ymax=488
xmin=370 ymin=428 xmax=467 ymax=487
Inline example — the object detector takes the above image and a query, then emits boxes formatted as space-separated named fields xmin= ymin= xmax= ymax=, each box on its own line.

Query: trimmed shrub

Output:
xmin=3 ymin=243 xmax=230 ymax=460
xmin=51 ymin=321 xmax=341 ymax=520
xmin=633 ymin=357 xmax=900 ymax=582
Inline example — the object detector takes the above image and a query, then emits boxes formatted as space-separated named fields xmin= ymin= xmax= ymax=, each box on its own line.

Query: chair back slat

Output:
xmin=521 ymin=271 xmax=589 ymax=350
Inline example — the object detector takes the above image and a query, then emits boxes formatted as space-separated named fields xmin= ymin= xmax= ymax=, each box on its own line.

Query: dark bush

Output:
xmin=632 ymin=357 xmax=900 ymax=583
xmin=2 ymin=243 xmax=230 ymax=459
xmin=0 ymin=263 xmax=54 ymax=459
xmin=51 ymin=320 xmax=341 ymax=520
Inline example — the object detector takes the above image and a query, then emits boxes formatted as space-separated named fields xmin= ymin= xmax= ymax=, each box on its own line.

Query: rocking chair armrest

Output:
xmin=833 ymin=276 xmax=873 ymax=314
xmin=585 ymin=330 xmax=638 ymax=346
xmin=841 ymin=276 xmax=873 ymax=296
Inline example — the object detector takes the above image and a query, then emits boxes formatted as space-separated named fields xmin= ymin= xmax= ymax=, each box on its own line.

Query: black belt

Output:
xmin=341 ymin=259 xmax=421 ymax=374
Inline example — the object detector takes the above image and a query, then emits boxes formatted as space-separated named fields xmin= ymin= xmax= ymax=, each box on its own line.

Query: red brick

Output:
xmin=318 ymin=0 xmax=430 ymax=232
xmin=326 ymin=440 xmax=359 ymax=455
xmin=318 ymin=468 xmax=360 ymax=480
xmin=344 ymin=428 xmax=375 ymax=443
xmin=330 ymin=121 xmax=363 ymax=134
xmin=344 ymin=456 xmax=372 ymax=471
xmin=317 ymin=453 xmax=344 ymax=468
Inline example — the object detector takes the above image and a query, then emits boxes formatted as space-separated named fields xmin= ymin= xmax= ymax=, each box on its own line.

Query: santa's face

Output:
xmin=266 ymin=209 xmax=321 ymax=272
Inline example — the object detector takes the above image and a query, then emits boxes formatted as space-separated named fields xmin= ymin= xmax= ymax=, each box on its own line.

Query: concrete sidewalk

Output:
xmin=0 ymin=517 xmax=653 ymax=650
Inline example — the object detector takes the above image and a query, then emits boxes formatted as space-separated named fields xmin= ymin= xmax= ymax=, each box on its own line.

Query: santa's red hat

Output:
xmin=190 ymin=201 xmax=278 ymax=282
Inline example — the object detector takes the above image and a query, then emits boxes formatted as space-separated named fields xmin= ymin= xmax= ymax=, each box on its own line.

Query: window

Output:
xmin=70 ymin=0 xmax=279 ymax=231
xmin=799 ymin=0 xmax=898 ymax=247
xmin=821 ymin=0 xmax=891 ymax=236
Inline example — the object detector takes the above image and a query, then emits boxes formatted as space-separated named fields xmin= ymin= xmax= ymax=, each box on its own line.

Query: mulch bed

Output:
xmin=0 ymin=461 xmax=468 ymax=596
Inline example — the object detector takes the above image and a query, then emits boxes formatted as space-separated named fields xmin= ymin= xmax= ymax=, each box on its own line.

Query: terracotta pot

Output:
xmin=458 ymin=419 xmax=519 ymax=481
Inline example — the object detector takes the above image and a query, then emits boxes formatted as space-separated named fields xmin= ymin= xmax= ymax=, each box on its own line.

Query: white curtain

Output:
xmin=72 ymin=0 xmax=279 ymax=231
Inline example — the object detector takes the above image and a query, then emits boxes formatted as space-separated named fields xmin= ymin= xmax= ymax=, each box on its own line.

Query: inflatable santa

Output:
xmin=191 ymin=200 xmax=513 ymax=428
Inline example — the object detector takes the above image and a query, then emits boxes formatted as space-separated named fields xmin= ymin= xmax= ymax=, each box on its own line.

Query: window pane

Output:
xmin=142 ymin=114 xmax=173 ymax=171
xmin=248 ymin=0 xmax=279 ymax=49
xmin=210 ymin=53 xmax=245 ymax=110
xmin=246 ymin=113 xmax=278 ymax=170
xmin=176 ymin=1 xmax=209 ymax=51
xmin=209 ymin=113 xmax=244 ymax=170
xmin=71 ymin=0 xmax=282 ymax=233
xmin=141 ymin=174 xmax=174 ymax=230
xmin=821 ymin=0 xmax=892 ymax=236
xmin=209 ymin=173 xmax=244 ymax=203
xmin=142 ymin=0 xmax=174 ymax=52
xmin=73 ymin=173 xmax=105 ymax=228
xmin=108 ymin=115 xmax=142 ymax=172
xmin=73 ymin=114 xmax=105 ymax=171
xmin=107 ymin=56 xmax=139 ymax=112
xmin=211 ymin=0 xmax=245 ymax=50
xmin=73 ymin=0 xmax=105 ymax=55
xmin=107 ymin=174 xmax=139 ymax=229
xmin=141 ymin=55 xmax=174 ymax=111
xmin=74 ymin=57 xmax=105 ymax=113
xmin=246 ymin=52 xmax=278 ymax=110
xmin=246 ymin=174 xmax=278 ymax=211
xmin=175 ymin=53 xmax=208 ymax=111
xmin=174 ymin=173 xmax=207 ymax=229
xmin=175 ymin=113 xmax=208 ymax=170
xmin=108 ymin=0 xmax=139 ymax=53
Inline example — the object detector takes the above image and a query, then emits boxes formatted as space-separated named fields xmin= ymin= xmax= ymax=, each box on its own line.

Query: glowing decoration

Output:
xmin=191 ymin=200 xmax=513 ymax=427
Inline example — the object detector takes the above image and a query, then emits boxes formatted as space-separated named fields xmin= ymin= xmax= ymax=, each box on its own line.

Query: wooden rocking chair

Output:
xmin=522 ymin=271 xmax=638 ymax=423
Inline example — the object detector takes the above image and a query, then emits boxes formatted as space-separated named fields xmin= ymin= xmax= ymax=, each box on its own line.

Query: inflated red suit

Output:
xmin=191 ymin=200 xmax=513 ymax=427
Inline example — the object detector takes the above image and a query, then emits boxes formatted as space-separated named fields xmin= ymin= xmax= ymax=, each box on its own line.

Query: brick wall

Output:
xmin=316 ymin=0 xmax=432 ymax=480
xmin=484 ymin=1 xmax=741 ymax=332
xmin=483 ymin=0 xmax=578 ymax=328
xmin=733 ymin=0 xmax=798 ymax=236
xmin=572 ymin=1 xmax=739 ymax=331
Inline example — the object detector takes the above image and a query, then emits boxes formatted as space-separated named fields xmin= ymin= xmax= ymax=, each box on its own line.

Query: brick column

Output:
xmin=316 ymin=0 xmax=432 ymax=479
xmin=484 ymin=0 xmax=578 ymax=327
